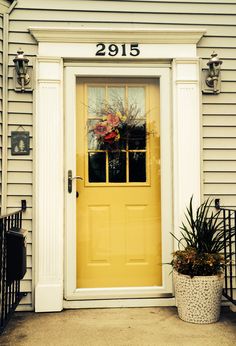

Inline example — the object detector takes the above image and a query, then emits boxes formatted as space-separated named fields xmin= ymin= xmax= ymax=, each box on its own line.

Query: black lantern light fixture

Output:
xmin=13 ymin=49 xmax=31 ymax=92
xmin=205 ymin=51 xmax=223 ymax=94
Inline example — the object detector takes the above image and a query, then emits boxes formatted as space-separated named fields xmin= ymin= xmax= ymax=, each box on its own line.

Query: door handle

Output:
xmin=68 ymin=170 xmax=83 ymax=193
xmin=72 ymin=176 xmax=83 ymax=181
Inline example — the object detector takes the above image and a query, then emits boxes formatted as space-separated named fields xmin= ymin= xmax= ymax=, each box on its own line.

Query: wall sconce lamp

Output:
xmin=13 ymin=49 xmax=33 ymax=92
xmin=202 ymin=51 xmax=223 ymax=94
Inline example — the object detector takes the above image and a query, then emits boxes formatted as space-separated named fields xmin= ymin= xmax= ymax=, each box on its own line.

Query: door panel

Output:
xmin=76 ymin=78 xmax=161 ymax=288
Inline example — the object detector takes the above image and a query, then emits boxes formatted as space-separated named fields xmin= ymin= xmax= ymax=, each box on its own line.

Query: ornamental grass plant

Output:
xmin=171 ymin=197 xmax=235 ymax=277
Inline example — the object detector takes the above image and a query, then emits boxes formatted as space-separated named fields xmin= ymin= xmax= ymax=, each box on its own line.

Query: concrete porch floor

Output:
xmin=1 ymin=307 xmax=235 ymax=346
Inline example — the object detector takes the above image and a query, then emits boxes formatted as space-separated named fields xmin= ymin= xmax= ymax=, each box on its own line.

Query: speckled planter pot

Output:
xmin=173 ymin=270 xmax=224 ymax=324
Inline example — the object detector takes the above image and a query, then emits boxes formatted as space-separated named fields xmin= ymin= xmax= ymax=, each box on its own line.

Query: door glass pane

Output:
xmin=128 ymin=87 xmax=145 ymax=118
xmin=88 ymin=119 xmax=100 ymax=150
xmin=88 ymin=87 xmax=105 ymax=116
xmin=129 ymin=152 xmax=146 ymax=182
xmin=89 ymin=152 xmax=106 ymax=182
xmin=109 ymin=152 xmax=126 ymax=183
xmin=128 ymin=123 xmax=146 ymax=150
xmin=108 ymin=87 xmax=125 ymax=105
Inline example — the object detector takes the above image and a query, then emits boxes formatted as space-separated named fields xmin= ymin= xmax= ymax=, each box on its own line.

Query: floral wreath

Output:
xmin=89 ymin=98 xmax=145 ymax=149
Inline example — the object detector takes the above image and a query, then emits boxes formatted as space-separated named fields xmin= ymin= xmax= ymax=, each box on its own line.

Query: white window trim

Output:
xmin=32 ymin=27 xmax=204 ymax=312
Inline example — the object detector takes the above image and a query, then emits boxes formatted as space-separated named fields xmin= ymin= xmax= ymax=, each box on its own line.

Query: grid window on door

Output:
xmin=87 ymin=84 xmax=148 ymax=184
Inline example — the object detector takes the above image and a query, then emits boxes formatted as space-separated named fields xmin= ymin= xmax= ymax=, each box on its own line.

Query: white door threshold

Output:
xmin=63 ymin=297 xmax=176 ymax=309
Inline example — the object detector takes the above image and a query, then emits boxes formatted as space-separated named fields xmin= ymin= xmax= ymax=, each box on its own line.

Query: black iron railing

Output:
xmin=215 ymin=199 xmax=236 ymax=306
xmin=0 ymin=200 xmax=27 ymax=334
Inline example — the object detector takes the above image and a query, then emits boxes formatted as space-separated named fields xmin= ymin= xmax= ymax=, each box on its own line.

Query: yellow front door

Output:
xmin=76 ymin=78 xmax=162 ymax=288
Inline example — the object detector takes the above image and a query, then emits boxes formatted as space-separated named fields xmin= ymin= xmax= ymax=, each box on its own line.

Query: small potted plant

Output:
xmin=171 ymin=197 xmax=235 ymax=324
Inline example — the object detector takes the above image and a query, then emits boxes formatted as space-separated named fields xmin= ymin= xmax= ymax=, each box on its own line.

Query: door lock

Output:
xmin=68 ymin=170 xmax=83 ymax=193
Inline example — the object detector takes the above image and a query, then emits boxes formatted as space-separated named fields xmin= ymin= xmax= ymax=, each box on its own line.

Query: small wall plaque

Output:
xmin=11 ymin=131 xmax=30 ymax=156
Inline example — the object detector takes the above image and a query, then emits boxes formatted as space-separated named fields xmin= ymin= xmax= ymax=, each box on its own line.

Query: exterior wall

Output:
xmin=5 ymin=0 xmax=236 ymax=310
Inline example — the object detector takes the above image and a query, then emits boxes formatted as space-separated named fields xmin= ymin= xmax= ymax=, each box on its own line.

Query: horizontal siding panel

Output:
xmin=205 ymin=183 xmax=236 ymax=194
xmin=221 ymin=71 xmax=236 ymax=82
xmin=204 ymin=161 xmax=236 ymax=172
xmin=7 ymin=196 xmax=32 ymax=208
xmin=204 ymin=138 xmax=236 ymax=149
xmin=204 ymin=172 xmax=236 ymax=183
xmin=203 ymin=94 xmax=236 ymax=104
xmin=7 ymin=195 xmax=32 ymax=205
xmin=203 ymin=148 xmax=236 ymax=160
xmin=9 ymin=32 xmax=37 ymax=44
xmin=221 ymin=82 xmax=236 ymax=93
xmin=16 ymin=0 xmax=236 ymax=15
xmin=26 ymin=243 xmax=32 ymax=256
xmin=199 ymin=48 xmax=236 ymax=59
xmin=9 ymin=11 xmax=236 ymax=26
xmin=203 ymin=127 xmax=236 ymax=137
xmin=8 ymin=159 xmax=33 ymax=171
xmin=20 ymin=280 xmax=31 ymax=292
xmin=21 ymin=219 xmax=32 ymax=228
xmin=8 ymin=172 xmax=32 ymax=184
xmin=8 ymin=91 xmax=33 ymax=103
xmin=203 ymin=105 xmax=236 ymax=115
xmin=7 ymin=184 xmax=32 ymax=195
xmin=8 ymin=102 xmax=33 ymax=114
xmin=26 ymin=230 xmax=32 ymax=243
xmin=26 ymin=255 xmax=32 ymax=268
xmin=203 ymin=116 xmax=236 ymax=126
xmin=8 ymin=113 xmax=33 ymax=125
xmin=8 ymin=43 xmax=37 ymax=56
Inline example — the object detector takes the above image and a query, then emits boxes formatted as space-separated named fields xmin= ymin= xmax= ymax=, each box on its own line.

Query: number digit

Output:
xmin=96 ymin=43 xmax=106 ymax=56
xmin=108 ymin=44 xmax=119 ymax=56
xmin=130 ymin=43 xmax=140 ymax=57
xmin=121 ymin=44 xmax=127 ymax=56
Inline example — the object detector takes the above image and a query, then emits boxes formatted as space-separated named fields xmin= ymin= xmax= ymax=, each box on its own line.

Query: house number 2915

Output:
xmin=95 ymin=43 xmax=140 ymax=57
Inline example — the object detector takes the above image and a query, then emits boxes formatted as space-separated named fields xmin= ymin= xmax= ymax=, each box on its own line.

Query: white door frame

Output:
xmin=64 ymin=65 xmax=172 ymax=304
xmin=31 ymin=27 xmax=204 ymax=312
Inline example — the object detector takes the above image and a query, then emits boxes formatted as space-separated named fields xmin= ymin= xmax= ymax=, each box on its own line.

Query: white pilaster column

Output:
xmin=35 ymin=58 xmax=64 ymax=312
xmin=173 ymin=59 xmax=201 ymax=245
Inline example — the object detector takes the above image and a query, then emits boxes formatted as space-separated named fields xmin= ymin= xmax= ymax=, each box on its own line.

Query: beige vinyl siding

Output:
xmin=7 ymin=0 xmax=236 ymax=309
xmin=0 ymin=0 xmax=10 ymax=13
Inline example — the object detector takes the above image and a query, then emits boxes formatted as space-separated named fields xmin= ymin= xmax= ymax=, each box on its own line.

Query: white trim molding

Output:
xmin=29 ymin=27 xmax=206 ymax=60
xmin=35 ymin=57 xmax=64 ymax=312
xmin=29 ymin=27 xmax=206 ymax=44
xmin=32 ymin=26 xmax=204 ymax=311
xmin=173 ymin=59 xmax=201 ymax=244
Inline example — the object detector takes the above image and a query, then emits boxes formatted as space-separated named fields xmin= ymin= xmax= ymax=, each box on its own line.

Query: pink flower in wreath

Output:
xmin=106 ymin=113 xmax=120 ymax=127
xmin=94 ymin=122 xmax=111 ymax=137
